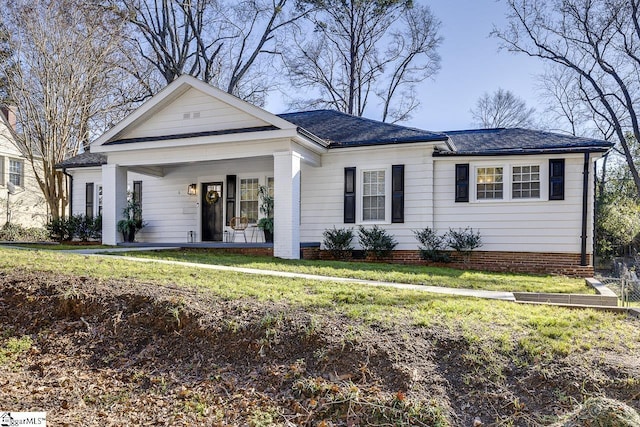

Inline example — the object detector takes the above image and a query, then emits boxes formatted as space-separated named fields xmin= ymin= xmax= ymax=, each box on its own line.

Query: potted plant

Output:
xmin=117 ymin=198 xmax=145 ymax=242
xmin=257 ymin=185 xmax=274 ymax=243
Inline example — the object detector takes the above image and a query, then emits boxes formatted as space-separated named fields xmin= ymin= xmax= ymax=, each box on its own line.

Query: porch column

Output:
xmin=102 ymin=164 xmax=128 ymax=245
xmin=273 ymin=150 xmax=302 ymax=259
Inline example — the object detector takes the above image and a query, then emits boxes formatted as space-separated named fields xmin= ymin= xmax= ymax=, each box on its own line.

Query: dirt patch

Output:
xmin=0 ymin=269 xmax=638 ymax=426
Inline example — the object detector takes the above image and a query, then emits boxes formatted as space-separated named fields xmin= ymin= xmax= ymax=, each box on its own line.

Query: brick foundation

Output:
xmin=308 ymin=250 xmax=593 ymax=277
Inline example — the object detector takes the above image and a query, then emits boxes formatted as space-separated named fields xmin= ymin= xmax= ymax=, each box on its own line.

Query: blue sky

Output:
xmin=417 ymin=0 xmax=545 ymax=131
xmin=266 ymin=0 xmax=546 ymax=132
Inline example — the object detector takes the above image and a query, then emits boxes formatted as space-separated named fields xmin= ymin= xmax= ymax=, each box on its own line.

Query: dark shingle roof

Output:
xmin=56 ymin=151 xmax=107 ymax=168
xmin=57 ymin=113 xmax=614 ymax=169
xmin=437 ymin=128 xmax=613 ymax=156
xmin=277 ymin=110 xmax=448 ymax=147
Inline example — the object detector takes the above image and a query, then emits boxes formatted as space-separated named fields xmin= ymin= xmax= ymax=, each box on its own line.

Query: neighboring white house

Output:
xmin=0 ymin=107 xmax=47 ymax=228
xmin=57 ymin=75 xmax=612 ymax=275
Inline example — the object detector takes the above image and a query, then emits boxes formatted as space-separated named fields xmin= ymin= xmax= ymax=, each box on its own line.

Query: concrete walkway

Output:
xmin=89 ymin=252 xmax=517 ymax=301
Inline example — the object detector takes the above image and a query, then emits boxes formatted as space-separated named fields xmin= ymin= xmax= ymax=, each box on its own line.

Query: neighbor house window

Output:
xmin=512 ymin=165 xmax=540 ymax=199
xmin=9 ymin=159 xmax=23 ymax=187
xmin=362 ymin=170 xmax=385 ymax=221
xmin=476 ymin=167 xmax=503 ymax=200
xmin=240 ymin=178 xmax=259 ymax=223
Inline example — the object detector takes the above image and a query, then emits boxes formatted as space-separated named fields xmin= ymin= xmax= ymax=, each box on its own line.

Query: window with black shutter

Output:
xmin=455 ymin=164 xmax=469 ymax=202
xmin=549 ymin=159 xmax=565 ymax=200
xmin=85 ymin=183 xmax=94 ymax=218
xmin=391 ymin=164 xmax=404 ymax=223
xmin=344 ymin=167 xmax=356 ymax=223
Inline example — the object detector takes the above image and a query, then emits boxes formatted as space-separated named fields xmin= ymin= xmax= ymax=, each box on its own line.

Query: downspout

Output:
xmin=580 ymin=152 xmax=590 ymax=266
xmin=62 ymin=168 xmax=73 ymax=218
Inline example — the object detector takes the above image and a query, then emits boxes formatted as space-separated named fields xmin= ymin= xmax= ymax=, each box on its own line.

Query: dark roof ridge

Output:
xmin=279 ymin=108 xmax=447 ymax=137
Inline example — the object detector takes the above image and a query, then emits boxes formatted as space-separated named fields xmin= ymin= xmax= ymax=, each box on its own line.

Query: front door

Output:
xmin=202 ymin=182 xmax=223 ymax=241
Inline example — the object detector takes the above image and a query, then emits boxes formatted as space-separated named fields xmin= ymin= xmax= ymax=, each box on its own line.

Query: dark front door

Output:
xmin=202 ymin=182 xmax=223 ymax=241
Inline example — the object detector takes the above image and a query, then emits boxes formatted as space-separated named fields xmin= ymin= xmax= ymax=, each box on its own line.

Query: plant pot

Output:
xmin=263 ymin=229 xmax=273 ymax=243
xmin=122 ymin=226 xmax=136 ymax=243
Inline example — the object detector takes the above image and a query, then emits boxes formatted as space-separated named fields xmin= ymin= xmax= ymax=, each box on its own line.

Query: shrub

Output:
xmin=414 ymin=227 xmax=450 ymax=262
xmin=46 ymin=215 xmax=102 ymax=242
xmin=73 ymin=214 xmax=102 ymax=241
xmin=447 ymin=227 xmax=482 ymax=263
xmin=358 ymin=225 xmax=397 ymax=259
xmin=46 ymin=217 xmax=75 ymax=242
xmin=322 ymin=227 xmax=354 ymax=259
xmin=0 ymin=223 xmax=49 ymax=242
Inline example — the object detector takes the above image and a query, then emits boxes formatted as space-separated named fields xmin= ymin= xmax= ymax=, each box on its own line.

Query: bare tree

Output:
xmin=470 ymin=88 xmax=536 ymax=128
xmin=115 ymin=0 xmax=227 ymax=86
xmin=115 ymin=0 xmax=309 ymax=104
xmin=3 ymin=0 xmax=134 ymax=219
xmin=285 ymin=0 xmax=442 ymax=122
xmin=378 ymin=5 xmax=441 ymax=123
xmin=493 ymin=0 xmax=640 ymax=197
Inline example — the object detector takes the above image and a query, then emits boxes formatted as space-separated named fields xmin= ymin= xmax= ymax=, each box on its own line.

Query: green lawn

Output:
xmin=0 ymin=247 xmax=637 ymax=361
xmin=111 ymin=249 xmax=593 ymax=294
xmin=7 ymin=243 xmax=109 ymax=250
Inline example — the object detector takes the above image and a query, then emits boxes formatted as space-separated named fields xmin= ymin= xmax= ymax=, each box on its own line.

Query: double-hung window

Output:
xmin=476 ymin=167 xmax=503 ymax=200
xmin=512 ymin=165 xmax=540 ymax=199
xmin=362 ymin=170 xmax=386 ymax=221
xmin=9 ymin=159 xmax=23 ymax=187
xmin=239 ymin=178 xmax=259 ymax=223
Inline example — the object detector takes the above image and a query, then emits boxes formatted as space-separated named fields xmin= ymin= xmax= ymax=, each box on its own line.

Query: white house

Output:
xmin=57 ymin=76 xmax=612 ymax=275
xmin=0 ymin=107 xmax=48 ymax=228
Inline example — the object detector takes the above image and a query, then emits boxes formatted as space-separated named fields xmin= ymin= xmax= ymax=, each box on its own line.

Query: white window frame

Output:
xmin=95 ymin=184 xmax=103 ymax=217
xmin=475 ymin=166 xmax=504 ymax=200
xmin=471 ymin=161 xmax=548 ymax=203
xmin=511 ymin=164 xmax=541 ymax=200
xmin=8 ymin=158 xmax=23 ymax=187
xmin=239 ymin=176 xmax=260 ymax=224
xmin=0 ymin=156 xmax=4 ymax=186
xmin=357 ymin=166 xmax=391 ymax=224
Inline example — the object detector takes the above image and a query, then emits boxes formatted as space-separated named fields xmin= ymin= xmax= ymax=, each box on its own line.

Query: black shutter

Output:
xmin=391 ymin=164 xmax=404 ymax=223
xmin=549 ymin=159 xmax=565 ymax=200
xmin=344 ymin=167 xmax=356 ymax=223
xmin=455 ymin=164 xmax=469 ymax=202
xmin=226 ymin=175 xmax=236 ymax=225
xmin=85 ymin=183 xmax=94 ymax=218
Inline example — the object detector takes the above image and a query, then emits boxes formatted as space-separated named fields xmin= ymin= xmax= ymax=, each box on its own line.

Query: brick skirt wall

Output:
xmin=301 ymin=249 xmax=593 ymax=277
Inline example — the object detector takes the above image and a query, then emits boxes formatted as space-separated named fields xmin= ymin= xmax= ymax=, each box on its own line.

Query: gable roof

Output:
xmin=278 ymin=110 xmax=449 ymax=148
xmin=92 ymin=75 xmax=298 ymax=149
xmin=436 ymin=128 xmax=613 ymax=156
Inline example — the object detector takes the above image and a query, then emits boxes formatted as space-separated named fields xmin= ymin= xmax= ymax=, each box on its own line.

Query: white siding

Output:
xmin=300 ymin=144 xmax=435 ymax=250
xmin=69 ymin=168 xmax=103 ymax=217
xmin=0 ymin=122 xmax=47 ymax=227
xmin=120 ymin=87 xmax=270 ymax=140
xmin=433 ymin=154 xmax=597 ymax=254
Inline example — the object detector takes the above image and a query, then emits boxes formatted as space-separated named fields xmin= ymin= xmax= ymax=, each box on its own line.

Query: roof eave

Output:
xmin=328 ymin=136 xmax=449 ymax=149
xmin=433 ymin=146 xmax=612 ymax=157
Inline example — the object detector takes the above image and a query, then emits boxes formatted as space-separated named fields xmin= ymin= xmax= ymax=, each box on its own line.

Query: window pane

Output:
xmin=240 ymin=178 xmax=259 ymax=223
xmin=362 ymin=170 xmax=385 ymax=221
xmin=9 ymin=159 xmax=23 ymax=186
xmin=477 ymin=167 xmax=503 ymax=199
xmin=512 ymin=164 xmax=540 ymax=199
xmin=97 ymin=185 xmax=103 ymax=216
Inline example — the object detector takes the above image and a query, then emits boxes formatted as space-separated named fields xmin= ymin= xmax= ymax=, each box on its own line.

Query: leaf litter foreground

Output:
xmin=0 ymin=270 xmax=638 ymax=426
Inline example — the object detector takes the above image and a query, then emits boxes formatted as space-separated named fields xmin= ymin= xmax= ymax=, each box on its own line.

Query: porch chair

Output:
xmin=229 ymin=216 xmax=249 ymax=242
